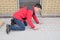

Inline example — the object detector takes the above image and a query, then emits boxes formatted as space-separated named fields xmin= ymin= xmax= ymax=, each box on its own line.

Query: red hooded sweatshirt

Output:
xmin=13 ymin=6 xmax=39 ymax=29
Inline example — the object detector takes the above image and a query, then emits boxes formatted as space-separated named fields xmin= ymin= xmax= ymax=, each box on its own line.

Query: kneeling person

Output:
xmin=6 ymin=3 xmax=42 ymax=34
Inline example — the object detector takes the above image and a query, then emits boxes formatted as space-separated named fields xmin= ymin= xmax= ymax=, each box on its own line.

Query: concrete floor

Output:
xmin=0 ymin=17 xmax=60 ymax=40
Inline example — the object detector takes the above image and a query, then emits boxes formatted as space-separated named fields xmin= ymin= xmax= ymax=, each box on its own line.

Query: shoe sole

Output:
xmin=6 ymin=24 xmax=10 ymax=34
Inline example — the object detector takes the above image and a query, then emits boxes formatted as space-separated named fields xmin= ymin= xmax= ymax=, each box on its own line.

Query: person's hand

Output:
xmin=33 ymin=27 xmax=38 ymax=30
xmin=39 ymin=22 xmax=43 ymax=24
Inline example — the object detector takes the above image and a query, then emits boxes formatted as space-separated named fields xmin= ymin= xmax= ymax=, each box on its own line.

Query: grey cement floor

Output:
xmin=0 ymin=17 xmax=60 ymax=40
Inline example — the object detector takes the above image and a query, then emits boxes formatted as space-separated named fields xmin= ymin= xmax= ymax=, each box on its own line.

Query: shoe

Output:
xmin=11 ymin=19 xmax=16 ymax=25
xmin=6 ymin=24 xmax=10 ymax=34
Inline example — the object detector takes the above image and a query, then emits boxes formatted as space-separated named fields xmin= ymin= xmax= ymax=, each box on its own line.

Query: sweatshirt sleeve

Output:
xmin=33 ymin=14 xmax=39 ymax=24
xmin=27 ymin=10 xmax=35 ymax=28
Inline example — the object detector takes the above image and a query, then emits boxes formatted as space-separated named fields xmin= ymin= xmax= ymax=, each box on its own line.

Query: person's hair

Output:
xmin=34 ymin=3 xmax=42 ymax=9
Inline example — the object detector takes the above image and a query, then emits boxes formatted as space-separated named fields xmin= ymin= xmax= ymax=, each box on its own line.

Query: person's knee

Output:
xmin=21 ymin=27 xmax=25 ymax=30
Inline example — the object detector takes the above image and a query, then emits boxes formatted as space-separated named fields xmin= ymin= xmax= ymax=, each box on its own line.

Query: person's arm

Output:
xmin=27 ymin=10 xmax=35 ymax=29
xmin=33 ymin=14 xmax=39 ymax=24
xmin=27 ymin=10 xmax=39 ymax=30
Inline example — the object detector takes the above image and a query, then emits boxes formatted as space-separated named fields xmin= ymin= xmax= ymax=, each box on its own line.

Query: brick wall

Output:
xmin=42 ymin=0 xmax=60 ymax=16
xmin=0 ymin=0 xmax=18 ymax=16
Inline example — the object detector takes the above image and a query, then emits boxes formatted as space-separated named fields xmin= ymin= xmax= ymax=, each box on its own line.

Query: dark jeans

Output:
xmin=10 ymin=18 xmax=25 ymax=30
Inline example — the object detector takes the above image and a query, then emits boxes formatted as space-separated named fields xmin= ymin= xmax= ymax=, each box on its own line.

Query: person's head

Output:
xmin=34 ymin=3 xmax=42 ymax=12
